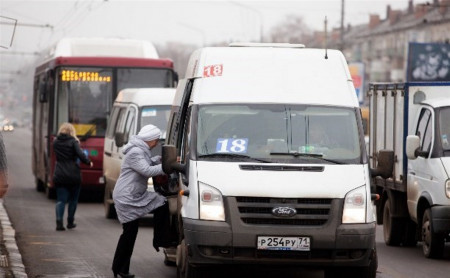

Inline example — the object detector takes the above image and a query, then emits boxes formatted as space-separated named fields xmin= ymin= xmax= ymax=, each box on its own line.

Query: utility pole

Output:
xmin=229 ymin=1 xmax=263 ymax=42
xmin=340 ymin=0 xmax=345 ymax=51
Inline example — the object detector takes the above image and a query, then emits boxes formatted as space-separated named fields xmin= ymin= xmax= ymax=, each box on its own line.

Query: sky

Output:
xmin=0 ymin=0 xmax=420 ymax=96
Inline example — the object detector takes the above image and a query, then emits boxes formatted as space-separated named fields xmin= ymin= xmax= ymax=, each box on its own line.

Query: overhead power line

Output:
xmin=0 ymin=21 xmax=53 ymax=29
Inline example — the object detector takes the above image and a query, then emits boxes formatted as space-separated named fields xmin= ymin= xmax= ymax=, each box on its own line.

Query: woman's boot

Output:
xmin=56 ymin=220 xmax=66 ymax=231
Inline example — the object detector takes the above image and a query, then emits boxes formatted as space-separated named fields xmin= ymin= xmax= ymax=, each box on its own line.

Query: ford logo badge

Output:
xmin=272 ymin=207 xmax=297 ymax=217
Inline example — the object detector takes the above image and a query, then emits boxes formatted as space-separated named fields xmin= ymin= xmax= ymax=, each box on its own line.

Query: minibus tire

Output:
xmin=176 ymin=239 xmax=197 ymax=278
xmin=35 ymin=178 xmax=45 ymax=192
xmin=46 ymin=186 xmax=56 ymax=199
xmin=324 ymin=248 xmax=377 ymax=278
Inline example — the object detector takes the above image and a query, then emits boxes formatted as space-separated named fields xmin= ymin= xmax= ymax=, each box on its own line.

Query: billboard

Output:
xmin=348 ymin=62 xmax=365 ymax=104
xmin=407 ymin=42 xmax=450 ymax=82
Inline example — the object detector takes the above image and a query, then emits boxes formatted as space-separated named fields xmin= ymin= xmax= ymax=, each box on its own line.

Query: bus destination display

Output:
xmin=61 ymin=70 xmax=112 ymax=82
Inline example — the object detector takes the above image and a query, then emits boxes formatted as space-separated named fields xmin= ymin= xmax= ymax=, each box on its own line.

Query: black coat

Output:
xmin=52 ymin=134 xmax=91 ymax=188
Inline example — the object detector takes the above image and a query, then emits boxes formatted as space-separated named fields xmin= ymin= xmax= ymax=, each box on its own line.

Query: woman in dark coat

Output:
xmin=53 ymin=123 xmax=93 ymax=231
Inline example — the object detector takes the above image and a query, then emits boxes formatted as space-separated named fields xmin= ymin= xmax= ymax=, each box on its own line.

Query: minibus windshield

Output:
xmin=140 ymin=105 xmax=171 ymax=137
xmin=196 ymin=104 xmax=362 ymax=164
xmin=439 ymin=106 xmax=450 ymax=152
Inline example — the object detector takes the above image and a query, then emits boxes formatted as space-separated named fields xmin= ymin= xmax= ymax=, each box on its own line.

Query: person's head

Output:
xmin=137 ymin=124 xmax=161 ymax=149
xmin=58 ymin=123 xmax=79 ymax=141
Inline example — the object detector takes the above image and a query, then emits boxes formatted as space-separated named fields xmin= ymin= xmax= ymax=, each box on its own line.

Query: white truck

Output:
xmin=161 ymin=43 xmax=378 ymax=278
xmin=368 ymin=82 xmax=450 ymax=258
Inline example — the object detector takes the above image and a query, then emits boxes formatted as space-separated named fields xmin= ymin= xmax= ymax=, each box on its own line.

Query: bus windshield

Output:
xmin=196 ymin=104 xmax=362 ymax=164
xmin=61 ymin=67 xmax=112 ymax=137
xmin=58 ymin=67 xmax=174 ymax=138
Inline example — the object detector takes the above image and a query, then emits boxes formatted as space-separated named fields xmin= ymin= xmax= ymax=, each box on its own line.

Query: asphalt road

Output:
xmin=2 ymin=128 xmax=449 ymax=278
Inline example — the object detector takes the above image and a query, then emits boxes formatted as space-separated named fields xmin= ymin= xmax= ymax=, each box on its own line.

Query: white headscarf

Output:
xmin=136 ymin=124 xmax=161 ymax=142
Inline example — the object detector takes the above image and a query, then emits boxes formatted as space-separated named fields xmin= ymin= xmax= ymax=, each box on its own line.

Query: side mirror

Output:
xmin=406 ymin=135 xmax=428 ymax=159
xmin=371 ymin=150 xmax=394 ymax=179
xmin=162 ymin=145 xmax=186 ymax=175
xmin=115 ymin=132 xmax=125 ymax=148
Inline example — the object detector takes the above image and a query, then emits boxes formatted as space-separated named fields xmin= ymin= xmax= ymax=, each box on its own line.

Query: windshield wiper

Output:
xmin=198 ymin=153 xmax=270 ymax=163
xmin=79 ymin=124 xmax=96 ymax=141
xmin=270 ymin=152 xmax=344 ymax=164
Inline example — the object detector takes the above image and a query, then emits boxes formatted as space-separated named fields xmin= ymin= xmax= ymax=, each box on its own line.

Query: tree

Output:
xmin=269 ymin=14 xmax=312 ymax=44
xmin=156 ymin=41 xmax=198 ymax=78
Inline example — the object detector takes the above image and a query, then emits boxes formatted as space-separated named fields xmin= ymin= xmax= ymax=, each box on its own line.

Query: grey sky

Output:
xmin=1 ymin=0 xmax=416 ymax=89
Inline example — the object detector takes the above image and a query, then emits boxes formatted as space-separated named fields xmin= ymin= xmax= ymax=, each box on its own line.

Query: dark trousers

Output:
xmin=112 ymin=219 xmax=139 ymax=275
xmin=55 ymin=186 xmax=81 ymax=223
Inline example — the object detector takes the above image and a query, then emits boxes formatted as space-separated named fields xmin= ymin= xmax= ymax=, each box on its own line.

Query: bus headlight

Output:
xmin=199 ymin=182 xmax=225 ymax=221
xmin=342 ymin=185 xmax=367 ymax=224
xmin=446 ymin=179 xmax=450 ymax=199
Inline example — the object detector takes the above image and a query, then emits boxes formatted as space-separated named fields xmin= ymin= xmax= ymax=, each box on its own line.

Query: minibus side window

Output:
xmin=106 ymin=107 xmax=120 ymax=139
xmin=124 ymin=108 xmax=136 ymax=144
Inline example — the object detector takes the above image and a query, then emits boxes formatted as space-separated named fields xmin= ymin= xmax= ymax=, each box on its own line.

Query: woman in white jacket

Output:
xmin=112 ymin=124 xmax=166 ymax=278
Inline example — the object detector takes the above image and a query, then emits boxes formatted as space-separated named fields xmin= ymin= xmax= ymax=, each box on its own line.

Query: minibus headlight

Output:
xmin=199 ymin=182 xmax=225 ymax=221
xmin=446 ymin=179 xmax=450 ymax=199
xmin=342 ymin=185 xmax=367 ymax=224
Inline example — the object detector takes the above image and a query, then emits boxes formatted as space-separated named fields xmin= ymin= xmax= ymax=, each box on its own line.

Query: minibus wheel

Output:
xmin=35 ymin=178 xmax=45 ymax=192
xmin=46 ymin=186 xmax=56 ymax=199
xmin=176 ymin=239 xmax=198 ymax=278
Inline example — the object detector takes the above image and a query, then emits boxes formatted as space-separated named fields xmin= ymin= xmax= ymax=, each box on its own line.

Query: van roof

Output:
xmin=184 ymin=46 xmax=358 ymax=107
xmin=115 ymin=88 xmax=176 ymax=106
xmin=422 ymin=97 xmax=450 ymax=108
xmin=45 ymin=38 xmax=159 ymax=59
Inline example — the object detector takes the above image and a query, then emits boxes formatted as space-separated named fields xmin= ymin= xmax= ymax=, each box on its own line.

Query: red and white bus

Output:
xmin=32 ymin=38 xmax=177 ymax=198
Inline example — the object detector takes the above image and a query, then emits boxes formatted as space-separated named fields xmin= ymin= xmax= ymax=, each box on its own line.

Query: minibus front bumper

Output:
xmin=182 ymin=197 xmax=375 ymax=268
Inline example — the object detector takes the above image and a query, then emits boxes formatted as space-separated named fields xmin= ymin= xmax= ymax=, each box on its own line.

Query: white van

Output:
xmin=103 ymin=88 xmax=175 ymax=219
xmin=162 ymin=43 xmax=378 ymax=277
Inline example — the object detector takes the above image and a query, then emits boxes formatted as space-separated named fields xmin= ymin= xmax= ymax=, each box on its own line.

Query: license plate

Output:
xmin=257 ymin=236 xmax=310 ymax=251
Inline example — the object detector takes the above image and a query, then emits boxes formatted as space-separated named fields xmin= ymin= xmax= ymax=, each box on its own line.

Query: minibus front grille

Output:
xmin=234 ymin=197 xmax=332 ymax=226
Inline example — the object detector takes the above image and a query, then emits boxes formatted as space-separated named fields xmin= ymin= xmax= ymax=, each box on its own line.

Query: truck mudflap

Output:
xmin=182 ymin=218 xmax=375 ymax=267
xmin=431 ymin=205 xmax=450 ymax=234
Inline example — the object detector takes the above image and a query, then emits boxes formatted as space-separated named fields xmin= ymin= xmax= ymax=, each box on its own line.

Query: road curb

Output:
xmin=0 ymin=199 xmax=28 ymax=278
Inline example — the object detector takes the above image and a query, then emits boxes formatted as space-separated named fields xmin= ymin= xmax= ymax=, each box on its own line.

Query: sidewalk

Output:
xmin=0 ymin=199 xmax=27 ymax=278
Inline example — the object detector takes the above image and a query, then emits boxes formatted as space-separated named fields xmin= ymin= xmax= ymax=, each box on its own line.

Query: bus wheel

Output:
xmin=422 ymin=208 xmax=444 ymax=258
xmin=383 ymin=200 xmax=402 ymax=246
xmin=35 ymin=178 xmax=45 ymax=192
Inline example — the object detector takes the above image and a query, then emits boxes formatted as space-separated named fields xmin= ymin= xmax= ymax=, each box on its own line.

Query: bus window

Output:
xmin=117 ymin=68 xmax=174 ymax=92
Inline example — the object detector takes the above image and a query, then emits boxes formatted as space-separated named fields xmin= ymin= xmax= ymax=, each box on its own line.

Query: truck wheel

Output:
xmin=35 ymin=178 xmax=45 ymax=192
xmin=104 ymin=187 xmax=117 ymax=219
xmin=422 ymin=208 xmax=444 ymax=258
xmin=176 ymin=239 xmax=198 ymax=278
xmin=383 ymin=201 xmax=402 ymax=246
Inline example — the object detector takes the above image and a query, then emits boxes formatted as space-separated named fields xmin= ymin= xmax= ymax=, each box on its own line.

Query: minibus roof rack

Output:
xmin=229 ymin=42 xmax=305 ymax=48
